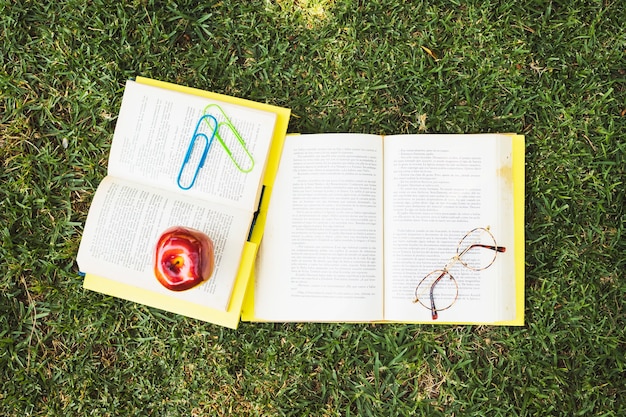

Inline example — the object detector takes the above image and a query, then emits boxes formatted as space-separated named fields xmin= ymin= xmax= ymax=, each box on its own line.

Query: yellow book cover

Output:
xmin=78 ymin=77 xmax=290 ymax=329
xmin=242 ymin=133 xmax=524 ymax=325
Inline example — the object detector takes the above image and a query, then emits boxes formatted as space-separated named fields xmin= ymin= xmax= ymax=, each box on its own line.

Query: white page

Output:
xmin=107 ymin=80 xmax=276 ymax=212
xmin=77 ymin=177 xmax=252 ymax=311
xmin=383 ymin=134 xmax=515 ymax=323
xmin=254 ymin=134 xmax=384 ymax=322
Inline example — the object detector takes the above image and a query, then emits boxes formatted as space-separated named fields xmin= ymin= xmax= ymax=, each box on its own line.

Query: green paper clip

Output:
xmin=204 ymin=103 xmax=255 ymax=173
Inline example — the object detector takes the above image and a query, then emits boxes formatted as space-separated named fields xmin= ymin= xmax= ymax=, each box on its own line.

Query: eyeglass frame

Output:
xmin=413 ymin=227 xmax=506 ymax=320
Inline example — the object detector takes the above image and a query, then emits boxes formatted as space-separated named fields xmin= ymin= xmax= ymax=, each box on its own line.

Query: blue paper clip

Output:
xmin=176 ymin=114 xmax=218 ymax=190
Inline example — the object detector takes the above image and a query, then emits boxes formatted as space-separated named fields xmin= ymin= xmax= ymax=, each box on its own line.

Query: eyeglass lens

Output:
xmin=456 ymin=228 xmax=499 ymax=271
xmin=414 ymin=270 xmax=458 ymax=311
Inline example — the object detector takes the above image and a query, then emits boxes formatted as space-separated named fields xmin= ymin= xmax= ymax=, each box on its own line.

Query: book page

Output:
xmin=76 ymin=177 xmax=252 ymax=311
xmin=254 ymin=134 xmax=384 ymax=322
xmin=383 ymin=134 xmax=515 ymax=323
xmin=107 ymin=80 xmax=277 ymax=212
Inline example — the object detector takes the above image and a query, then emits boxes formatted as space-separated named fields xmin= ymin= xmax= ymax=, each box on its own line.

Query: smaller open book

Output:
xmin=242 ymin=133 xmax=525 ymax=325
xmin=77 ymin=77 xmax=290 ymax=329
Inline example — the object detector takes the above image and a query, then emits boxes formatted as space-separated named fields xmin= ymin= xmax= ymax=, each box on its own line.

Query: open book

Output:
xmin=242 ymin=133 xmax=525 ymax=325
xmin=77 ymin=77 xmax=290 ymax=328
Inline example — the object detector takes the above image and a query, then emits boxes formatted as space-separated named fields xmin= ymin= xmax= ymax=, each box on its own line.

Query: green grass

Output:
xmin=1 ymin=0 xmax=625 ymax=415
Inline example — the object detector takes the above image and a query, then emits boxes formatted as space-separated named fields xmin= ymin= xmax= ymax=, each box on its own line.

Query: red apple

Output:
xmin=154 ymin=226 xmax=215 ymax=291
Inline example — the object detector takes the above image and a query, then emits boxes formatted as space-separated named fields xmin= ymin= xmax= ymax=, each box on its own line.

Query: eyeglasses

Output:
xmin=413 ymin=227 xmax=506 ymax=320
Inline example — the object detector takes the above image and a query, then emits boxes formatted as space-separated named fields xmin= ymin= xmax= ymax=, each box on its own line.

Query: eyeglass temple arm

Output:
xmin=467 ymin=244 xmax=506 ymax=253
xmin=429 ymin=271 xmax=447 ymax=320
xmin=430 ymin=298 xmax=438 ymax=320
